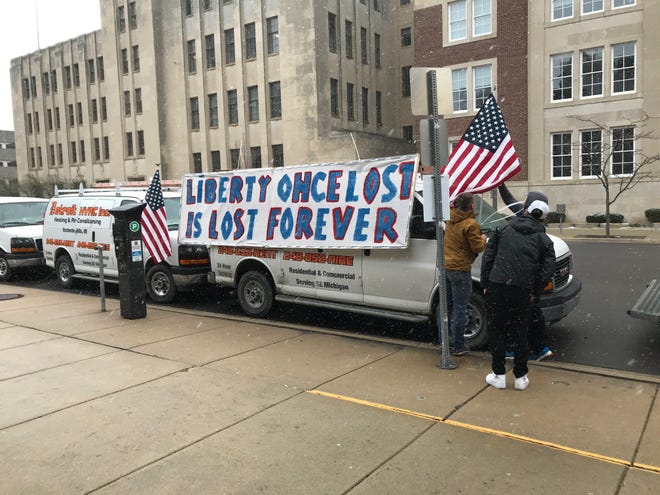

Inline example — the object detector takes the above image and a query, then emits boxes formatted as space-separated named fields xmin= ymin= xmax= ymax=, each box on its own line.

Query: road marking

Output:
xmin=307 ymin=389 xmax=660 ymax=475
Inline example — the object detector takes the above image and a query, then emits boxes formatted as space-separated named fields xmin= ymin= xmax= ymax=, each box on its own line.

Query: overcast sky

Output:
xmin=0 ymin=0 xmax=101 ymax=131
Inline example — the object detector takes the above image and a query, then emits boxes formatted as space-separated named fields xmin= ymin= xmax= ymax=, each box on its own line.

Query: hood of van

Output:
xmin=547 ymin=233 xmax=569 ymax=258
xmin=2 ymin=224 xmax=43 ymax=239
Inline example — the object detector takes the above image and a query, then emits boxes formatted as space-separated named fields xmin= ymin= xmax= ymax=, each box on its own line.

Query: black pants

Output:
xmin=528 ymin=304 xmax=546 ymax=354
xmin=486 ymin=283 xmax=531 ymax=378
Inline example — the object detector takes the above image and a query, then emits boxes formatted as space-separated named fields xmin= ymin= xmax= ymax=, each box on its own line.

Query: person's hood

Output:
xmin=449 ymin=208 xmax=475 ymax=224
xmin=509 ymin=215 xmax=546 ymax=235
xmin=523 ymin=191 xmax=549 ymax=210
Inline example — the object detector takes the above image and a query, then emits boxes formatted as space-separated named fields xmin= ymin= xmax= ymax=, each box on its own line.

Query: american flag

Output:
xmin=443 ymin=94 xmax=521 ymax=201
xmin=141 ymin=170 xmax=172 ymax=263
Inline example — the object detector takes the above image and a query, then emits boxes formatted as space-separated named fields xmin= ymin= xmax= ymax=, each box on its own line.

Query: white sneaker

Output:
xmin=485 ymin=372 xmax=506 ymax=389
xmin=514 ymin=374 xmax=529 ymax=391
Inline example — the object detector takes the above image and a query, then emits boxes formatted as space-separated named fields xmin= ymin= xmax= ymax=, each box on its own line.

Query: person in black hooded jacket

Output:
xmin=481 ymin=200 xmax=555 ymax=390
xmin=498 ymin=184 xmax=554 ymax=361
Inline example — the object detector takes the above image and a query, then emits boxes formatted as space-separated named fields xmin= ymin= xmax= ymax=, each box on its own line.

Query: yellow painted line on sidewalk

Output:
xmin=308 ymin=389 xmax=660 ymax=475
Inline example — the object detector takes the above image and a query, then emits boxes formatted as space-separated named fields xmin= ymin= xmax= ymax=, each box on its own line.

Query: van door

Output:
xmin=361 ymin=198 xmax=437 ymax=314
xmin=314 ymin=249 xmax=363 ymax=304
xmin=94 ymin=198 xmax=119 ymax=276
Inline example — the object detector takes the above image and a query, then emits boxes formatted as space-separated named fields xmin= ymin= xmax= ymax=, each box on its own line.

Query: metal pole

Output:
xmin=97 ymin=245 xmax=106 ymax=312
xmin=428 ymin=70 xmax=456 ymax=370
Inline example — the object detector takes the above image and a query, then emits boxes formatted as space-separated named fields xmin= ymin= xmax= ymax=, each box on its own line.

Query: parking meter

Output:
xmin=109 ymin=203 xmax=147 ymax=319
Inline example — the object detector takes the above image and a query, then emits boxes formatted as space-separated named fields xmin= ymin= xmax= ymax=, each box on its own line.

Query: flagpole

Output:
xmin=427 ymin=70 xmax=456 ymax=370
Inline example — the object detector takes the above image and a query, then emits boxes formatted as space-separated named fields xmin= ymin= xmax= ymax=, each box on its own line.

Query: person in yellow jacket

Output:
xmin=444 ymin=192 xmax=487 ymax=355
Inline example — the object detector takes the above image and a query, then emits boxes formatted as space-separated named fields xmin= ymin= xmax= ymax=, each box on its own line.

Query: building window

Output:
xmin=612 ymin=127 xmax=634 ymax=175
xmin=452 ymin=68 xmax=468 ymax=112
xmin=64 ymin=66 xmax=72 ymax=89
xmin=22 ymin=78 xmax=30 ymax=99
xmin=269 ymin=81 xmax=281 ymax=119
xmin=30 ymin=76 xmax=37 ymax=97
xmin=551 ymin=53 xmax=572 ymax=101
xmin=251 ymin=147 xmax=262 ymax=168
xmin=580 ymin=130 xmax=602 ymax=177
xmin=345 ymin=20 xmax=354 ymax=59
xmin=51 ymin=70 xmax=58 ymax=92
xmin=47 ymin=109 xmax=53 ymax=130
xmin=128 ymin=2 xmax=137 ymax=29
xmin=135 ymin=88 xmax=142 ymax=114
xmin=55 ymin=107 xmax=61 ymax=129
xmin=582 ymin=0 xmax=604 ymax=14
xmin=79 ymin=140 xmax=86 ymax=162
xmin=76 ymin=102 xmax=83 ymax=125
xmin=73 ymin=64 xmax=80 ymax=86
xmin=403 ymin=125 xmax=414 ymax=142
xmin=87 ymin=59 xmax=96 ymax=84
xmin=118 ymin=5 xmax=126 ymax=32
xmin=193 ymin=152 xmax=202 ymax=173
xmin=137 ymin=130 xmax=145 ymax=156
xmin=206 ymin=34 xmax=216 ymax=69
xmin=401 ymin=27 xmax=412 ymax=47
xmin=90 ymin=99 xmax=98 ymax=123
xmin=121 ymin=49 xmax=129 ymax=74
xmin=36 ymin=147 xmax=43 ymax=168
xmin=132 ymin=45 xmax=140 ymax=72
xmin=68 ymin=104 xmax=75 ymax=127
xmin=401 ymin=0 xmax=411 ymax=4
xmin=49 ymin=145 xmax=55 ymax=166
xmin=473 ymin=65 xmax=492 ymax=109
xmin=124 ymin=91 xmax=131 ymax=116
xmin=211 ymin=150 xmax=221 ymax=171
xmin=245 ymin=22 xmax=257 ymax=59
xmin=328 ymin=13 xmax=337 ymax=53
xmin=230 ymin=148 xmax=240 ymax=169
xmin=70 ymin=141 xmax=77 ymax=163
xmin=184 ymin=0 xmax=193 ymax=16
xmin=581 ymin=47 xmax=603 ymax=97
xmin=187 ymin=40 xmax=197 ymax=73
xmin=272 ymin=144 xmax=284 ymax=167
xmin=374 ymin=0 xmax=381 ymax=11
xmin=97 ymin=57 xmax=105 ymax=81
xmin=552 ymin=0 xmax=573 ymax=20
xmin=208 ymin=93 xmax=218 ymax=126
xmin=94 ymin=137 xmax=101 ymax=161
xmin=26 ymin=114 xmax=32 ymax=134
xmin=401 ymin=66 xmax=411 ymax=97
xmin=29 ymin=147 xmax=35 ymax=168
xmin=376 ymin=90 xmax=382 ymax=127
xmin=361 ymin=27 xmax=368 ymax=64
xmin=612 ymin=42 xmax=635 ymax=94
xmin=190 ymin=97 xmax=200 ymax=130
xmin=613 ymin=0 xmax=635 ymax=8
xmin=34 ymin=112 xmax=40 ymax=133
xmin=228 ymin=89 xmax=238 ymax=124
xmin=327 ymin=78 xmax=340 ymax=118
xmin=248 ymin=85 xmax=259 ymax=122
xmin=204 ymin=0 xmax=212 ymax=10
xmin=101 ymin=97 xmax=107 ymax=121
xmin=267 ymin=16 xmax=279 ymax=55
xmin=126 ymin=132 xmax=133 ymax=157
xmin=361 ymin=87 xmax=369 ymax=124
xmin=103 ymin=136 xmax=110 ymax=160
xmin=448 ymin=0 xmax=467 ymax=41
xmin=374 ymin=33 xmax=381 ymax=68
xmin=225 ymin=29 xmax=235 ymax=64
xmin=551 ymin=132 xmax=572 ymax=178
xmin=347 ymin=83 xmax=355 ymax=121
xmin=58 ymin=143 xmax=63 ymax=164
xmin=473 ymin=0 xmax=492 ymax=36
xmin=42 ymin=72 xmax=50 ymax=94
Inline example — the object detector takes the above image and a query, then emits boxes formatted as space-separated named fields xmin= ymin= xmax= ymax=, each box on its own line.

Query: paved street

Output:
xmin=0 ymin=284 xmax=658 ymax=494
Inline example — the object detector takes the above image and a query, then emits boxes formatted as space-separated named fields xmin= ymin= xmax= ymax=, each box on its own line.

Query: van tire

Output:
xmin=237 ymin=271 xmax=274 ymax=317
xmin=465 ymin=291 xmax=489 ymax=350
xmin=146 ymin=264 xmax=176 ymax=304
xmin=55 ymin=255 xmax=76 ymax=288
xmin=0 ymin=254 xmax=12 ymax=281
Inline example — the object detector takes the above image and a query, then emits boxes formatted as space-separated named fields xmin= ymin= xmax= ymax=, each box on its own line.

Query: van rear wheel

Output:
xmin=465 ymin=291 xmax=489 ymax=350
xmin=237 ymin=271 xmax=274 ymax=317
xmin=146 ymin=264 xmax=176 ymax=303
xmin=55 ymin=255 xmax=75 ymax=289
xmin=0 ymin=254 xmax=12 ymax=281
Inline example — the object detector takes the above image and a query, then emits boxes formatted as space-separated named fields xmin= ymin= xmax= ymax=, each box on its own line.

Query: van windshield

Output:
xmin=473 ymin=195 xmax=515 ymax=232
xmin=0 ymin=201 xmax=49 ymax=227
xmin=163 ymin=197 xmax=181 ymax=230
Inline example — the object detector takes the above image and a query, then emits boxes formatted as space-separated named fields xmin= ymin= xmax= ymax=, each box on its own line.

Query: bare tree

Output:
xmin=570 ymin=114 xmax=660 ymax=237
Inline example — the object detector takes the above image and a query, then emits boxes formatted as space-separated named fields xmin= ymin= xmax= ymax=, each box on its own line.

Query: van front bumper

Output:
xmin=6 ymin=253 xmax=46 ymax=269
xmin=171 ymin=265 xmax=209 ymax=289
xmin=539 ymin=276 xmax=582 ymax=323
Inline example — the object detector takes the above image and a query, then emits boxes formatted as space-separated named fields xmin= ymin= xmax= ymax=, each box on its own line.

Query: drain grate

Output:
xmin=0 ymin=294 xmax=23 ymax=301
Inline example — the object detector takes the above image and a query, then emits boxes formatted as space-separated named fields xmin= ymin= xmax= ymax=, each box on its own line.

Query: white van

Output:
xmin=43 ymin=186 xmax=209 ymax=302
xmin=0 ymin=196 xmax=49 ymax=281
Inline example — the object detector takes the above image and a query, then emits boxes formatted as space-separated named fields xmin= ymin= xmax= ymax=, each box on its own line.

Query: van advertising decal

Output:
xmin=180 ymin=155 xmax=419 ymax=249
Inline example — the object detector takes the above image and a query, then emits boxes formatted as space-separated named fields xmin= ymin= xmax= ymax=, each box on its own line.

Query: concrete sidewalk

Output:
xmin=0 ymin=284 xmax=658 ymax=494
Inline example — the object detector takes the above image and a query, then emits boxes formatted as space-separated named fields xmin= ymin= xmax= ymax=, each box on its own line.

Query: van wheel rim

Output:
xmin=244 ymin=281 xmax=264 ymax=309
xmin=151 ymin=272 xmax=171 ymax=297
xmin=0 ymin=258 xmax=7 ymax=277
xmin=59 ymin=264 xmax=70 ymax=281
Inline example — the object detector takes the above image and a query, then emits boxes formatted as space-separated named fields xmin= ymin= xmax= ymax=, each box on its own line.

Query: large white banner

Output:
xmin=178 ymin=154 xmax=419 ymax=249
